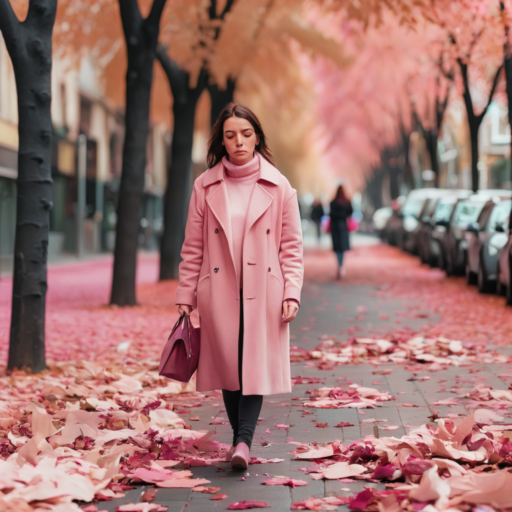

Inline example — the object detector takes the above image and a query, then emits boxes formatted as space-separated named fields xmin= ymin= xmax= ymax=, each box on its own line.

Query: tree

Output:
xmin=0 ymin=0 xmax=57 ymax=372
xmin=429 ymin=0 xmax=504 ymax=192
xmin=109 ymin=0 xmax=167 ymax=305
xmin=157 ymin=0 xmax=235 ymax=281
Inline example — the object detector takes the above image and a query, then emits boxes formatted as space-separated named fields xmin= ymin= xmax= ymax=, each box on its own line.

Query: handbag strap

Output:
xmin=169 ymin=313 xmax=194 ymax=359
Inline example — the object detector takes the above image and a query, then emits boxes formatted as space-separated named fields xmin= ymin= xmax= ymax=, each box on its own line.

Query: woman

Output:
xmin=329 ymin=184 xmax=353 ymax=279
xmin=176 ymin=103 xmax=303 ymax=470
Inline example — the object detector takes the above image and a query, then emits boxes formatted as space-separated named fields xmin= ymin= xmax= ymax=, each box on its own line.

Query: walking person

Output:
xmin=176 ymin=103 xmax=304 ymax=470
xmin=329 ymin=184 xmax=353 ymax=280
xmin=310 ymin=198 xmax=324 ymax=245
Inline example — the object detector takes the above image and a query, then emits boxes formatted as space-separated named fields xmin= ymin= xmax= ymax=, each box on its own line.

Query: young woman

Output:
xmin=329 ymin=184 xmax=353 ymax=279
xmin=176 ymin=103 xmax=304 ymax=470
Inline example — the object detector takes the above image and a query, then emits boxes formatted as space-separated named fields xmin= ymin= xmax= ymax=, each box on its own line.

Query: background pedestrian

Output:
xmin=330 ymin=184 xmax=353 ymax=279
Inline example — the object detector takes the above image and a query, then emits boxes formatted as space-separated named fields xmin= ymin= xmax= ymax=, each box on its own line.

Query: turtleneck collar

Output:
xmin=222 ymin=152 xmax=260 ymax=179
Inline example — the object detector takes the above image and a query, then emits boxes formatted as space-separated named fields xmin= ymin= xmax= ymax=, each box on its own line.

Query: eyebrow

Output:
xmin=224 ymin=128 xmax=253 ymax=134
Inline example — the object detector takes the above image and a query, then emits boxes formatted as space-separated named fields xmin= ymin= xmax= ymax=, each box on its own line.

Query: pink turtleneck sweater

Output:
xmin=222 ymin=152 xmax=260 ymax=289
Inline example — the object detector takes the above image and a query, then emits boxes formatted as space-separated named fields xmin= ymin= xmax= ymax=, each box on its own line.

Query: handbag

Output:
xmin=321 ymin=215 xmax=331 ymax=234
xmin=347 ymin=216 xmax=359 ymax=232
xmin=159 ymin=313 xmax=200 ymax=383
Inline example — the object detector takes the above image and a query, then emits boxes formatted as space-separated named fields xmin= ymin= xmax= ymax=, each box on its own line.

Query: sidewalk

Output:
xmin=86 ymin=240 xmax=512 ymax=511
xmin=2 ymin=239 xmax=512 ymax=511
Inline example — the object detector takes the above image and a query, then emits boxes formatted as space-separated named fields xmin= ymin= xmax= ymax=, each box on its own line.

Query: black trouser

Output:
xmin=222 ymin=288 xmax=263 ymax=449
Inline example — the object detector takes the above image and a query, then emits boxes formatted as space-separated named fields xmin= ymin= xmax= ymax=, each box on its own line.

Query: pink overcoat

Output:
xmin=175 ymin=156 xmax=304 ymax=395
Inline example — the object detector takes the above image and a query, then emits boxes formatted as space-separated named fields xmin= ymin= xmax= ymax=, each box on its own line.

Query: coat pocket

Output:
xmin=197 ymin=273 xmax=211 ymax=286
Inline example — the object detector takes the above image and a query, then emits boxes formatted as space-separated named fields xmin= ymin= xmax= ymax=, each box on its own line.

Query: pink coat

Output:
xmin=176 ymin=157 xmax=304 ymax=395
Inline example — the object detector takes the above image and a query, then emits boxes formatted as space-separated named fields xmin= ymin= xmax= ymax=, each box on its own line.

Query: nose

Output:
xmin=236 ymin=134 xmax=243 ymax=146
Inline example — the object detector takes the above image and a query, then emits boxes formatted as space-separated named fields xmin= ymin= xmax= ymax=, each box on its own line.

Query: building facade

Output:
xmin=0 ymin=35 xmax=170 ymax=264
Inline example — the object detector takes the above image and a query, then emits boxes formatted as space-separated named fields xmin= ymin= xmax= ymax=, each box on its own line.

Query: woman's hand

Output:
xmin=282 ymin=299 xmax=299 ymax=323
xmin=178 ymin=304 xmax=193 ymax=316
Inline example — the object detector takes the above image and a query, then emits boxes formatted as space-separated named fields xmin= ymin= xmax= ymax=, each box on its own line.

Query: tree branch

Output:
xmin=118 ymin=0 xmax=142 ymax=40
xmin=0 ymin=0 xmax=21 ymax=54
xmin=476 ymin=64 xmax=504 ymax=125
xmin=146 ymin=0 xmax=167 ymax=29
xmin=156 ymin=43 xmax=189 ymax=104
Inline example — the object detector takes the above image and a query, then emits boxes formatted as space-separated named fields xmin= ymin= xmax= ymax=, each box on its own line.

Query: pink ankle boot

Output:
xmin=230 ymin=442 xmax=249 ymax=470
xmin=225 ymin=445 xmax=236 ymax=462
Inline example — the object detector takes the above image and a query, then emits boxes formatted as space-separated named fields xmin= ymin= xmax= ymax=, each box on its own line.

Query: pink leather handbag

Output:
xmin=159 ymin=313 xmax=200 ymax=383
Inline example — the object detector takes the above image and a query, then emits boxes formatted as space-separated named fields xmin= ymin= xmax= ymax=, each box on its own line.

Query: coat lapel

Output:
xmin=245 ymin=183 xmax=274 ymax=237
xmin=206 ymin=180 xmax=236 ymax=267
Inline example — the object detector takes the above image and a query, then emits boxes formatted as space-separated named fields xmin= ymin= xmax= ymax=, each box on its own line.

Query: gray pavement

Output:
xmin=92 ymin=241 xmax=512 ymax=512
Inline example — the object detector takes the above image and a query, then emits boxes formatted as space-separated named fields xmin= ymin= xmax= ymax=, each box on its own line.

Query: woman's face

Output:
xmin=222 ymin=116 xmax=259 ymax=165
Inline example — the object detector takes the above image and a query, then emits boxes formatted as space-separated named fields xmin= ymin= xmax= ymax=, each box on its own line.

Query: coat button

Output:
xmin=215 ymin=228 xmax=219 ymax=233
xmin=214 ymin=267 xmax=219 ymax=273
xmin=267 ymin=229 xmax=270 ymax=234
xmin=268 ymin=267 xmax=271 ymax=272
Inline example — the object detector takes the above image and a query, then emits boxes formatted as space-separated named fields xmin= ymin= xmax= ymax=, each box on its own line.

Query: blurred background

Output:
xmin=0 ymin=0 xmax=512 ymax=275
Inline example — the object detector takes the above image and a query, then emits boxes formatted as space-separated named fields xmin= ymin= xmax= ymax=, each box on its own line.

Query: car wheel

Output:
xmin=466 ymin=263 xmax=477 ymax=285
xmin=477 ymin=257 xmax=492 ymax=294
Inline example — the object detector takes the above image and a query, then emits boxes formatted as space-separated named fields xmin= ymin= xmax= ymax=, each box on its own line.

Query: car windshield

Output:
xmin=453 ymin=201 xmax=485 ymax=226
xmin=402 ymin=197 xmax=426 ymax=218
xmin=432 ymin=202 xmax=455 ymax=222
xmin=487 ymin=200 xmax=512 ymax=230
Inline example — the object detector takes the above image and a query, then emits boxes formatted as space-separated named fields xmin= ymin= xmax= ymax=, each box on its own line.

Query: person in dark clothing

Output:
xmin=329 ymin=184 xmax=353 ymax=279
xmin=310 ymin=199 xmax=324 ymax=244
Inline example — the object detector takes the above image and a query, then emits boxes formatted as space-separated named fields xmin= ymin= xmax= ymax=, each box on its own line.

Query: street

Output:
xmin=2 ymin=236 xmax=512 ymax=511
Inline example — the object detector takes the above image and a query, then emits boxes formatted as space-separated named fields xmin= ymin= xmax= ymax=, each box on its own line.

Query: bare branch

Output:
xmin=146 ymin=0 xmax=167 ymax=29
xmin=118 ymin=0 xmax=143 ymax=39
xmin=0 ymin=0 xmax=21 ymax=54
xmin=476 ymin=64 xmax=504 ymax=125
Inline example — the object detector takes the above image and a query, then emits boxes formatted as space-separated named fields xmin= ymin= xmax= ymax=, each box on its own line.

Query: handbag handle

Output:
xmin=168 ymin=312 xmax=193 ymax=358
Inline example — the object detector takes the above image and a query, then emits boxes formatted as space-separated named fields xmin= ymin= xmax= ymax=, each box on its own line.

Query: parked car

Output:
xmin=443 ymin=196 xmax=488 ymax=276
xmin=465 ymin=197 xmax=512 ymax=292
xmin=496 ymin=210 xmax=512 ymax=304
xmin=402 ymin=189 xmax=452 ymax=255
xmin=428 ymin=191 xmax=472 ymax=268
xmin=373 ymin=207 xmax=394 ymax=238
xmin=382 ymin=196 xmax=406 ymax=246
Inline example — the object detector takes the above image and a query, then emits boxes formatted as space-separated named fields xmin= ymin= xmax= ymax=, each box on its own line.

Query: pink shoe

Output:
xmin=230 ymin=442 xmax=249 ymax=470
xmin=225 ymin=445 xmax=236 ymax=462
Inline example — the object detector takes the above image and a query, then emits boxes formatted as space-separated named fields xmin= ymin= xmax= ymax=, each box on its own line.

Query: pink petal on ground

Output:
xmin=322 ymin=462 xmax=367 ymax=479
xmin=115 ymin=505 xmax=168 ymax=512
xmin=349 ymin=489 xmax=375 ymax=510
xmin=156 ymin=478 xmax=211 ymax=488
xmin=228 ymin=501 xmax=271 ymax=509
xmin=409 ymin=465 xmax=450 ymax=503
xmin=211 ymin=493 xmax=228 ymax=500
xmin=264 ymin=478 xmax=307 ymax=488
xmin=474 ymin=409 xmax=504 ymax=425
xmin=380 ymin=425 xmax=400 ymax=431
xmin=276 ymin=424 xmax=290 ymax=429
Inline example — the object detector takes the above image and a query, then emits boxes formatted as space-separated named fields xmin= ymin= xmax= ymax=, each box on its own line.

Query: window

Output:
xmin=487 ymin=200 xmax=512 ymax=231
xmin=453 ymin=201 xmax=485 ymax=226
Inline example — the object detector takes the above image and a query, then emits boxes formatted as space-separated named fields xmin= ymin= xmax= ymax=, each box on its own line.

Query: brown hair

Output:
xmin=334 ymin=184 xmax=349 ymax=204
xmin=207 ymin=103 xmax=275 ymax=168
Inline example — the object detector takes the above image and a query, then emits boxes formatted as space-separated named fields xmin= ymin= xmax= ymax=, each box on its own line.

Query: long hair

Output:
xmin=207 ymin=103 xmax=275 ymax=168
xmin=334 ymin=184 xmax=349 ymax=204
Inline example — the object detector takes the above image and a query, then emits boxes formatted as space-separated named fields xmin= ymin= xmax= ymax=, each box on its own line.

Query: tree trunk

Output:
xmin=157 ymin=48 xmax=206 ymax=280
xmin=424 ymin=130 xmax=440 ymax=187
xmin=0 ymin=0 xmax=57 ymax=372
xmin=469 ymin=122 xmax=480 ymax=193
xmin=457 ymin=58 xmax=502 ymax=193
xmin=110 ymin=0 xmax=167 ymax=306
xmin=208 ymin=79 xmax=236 ymax=126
